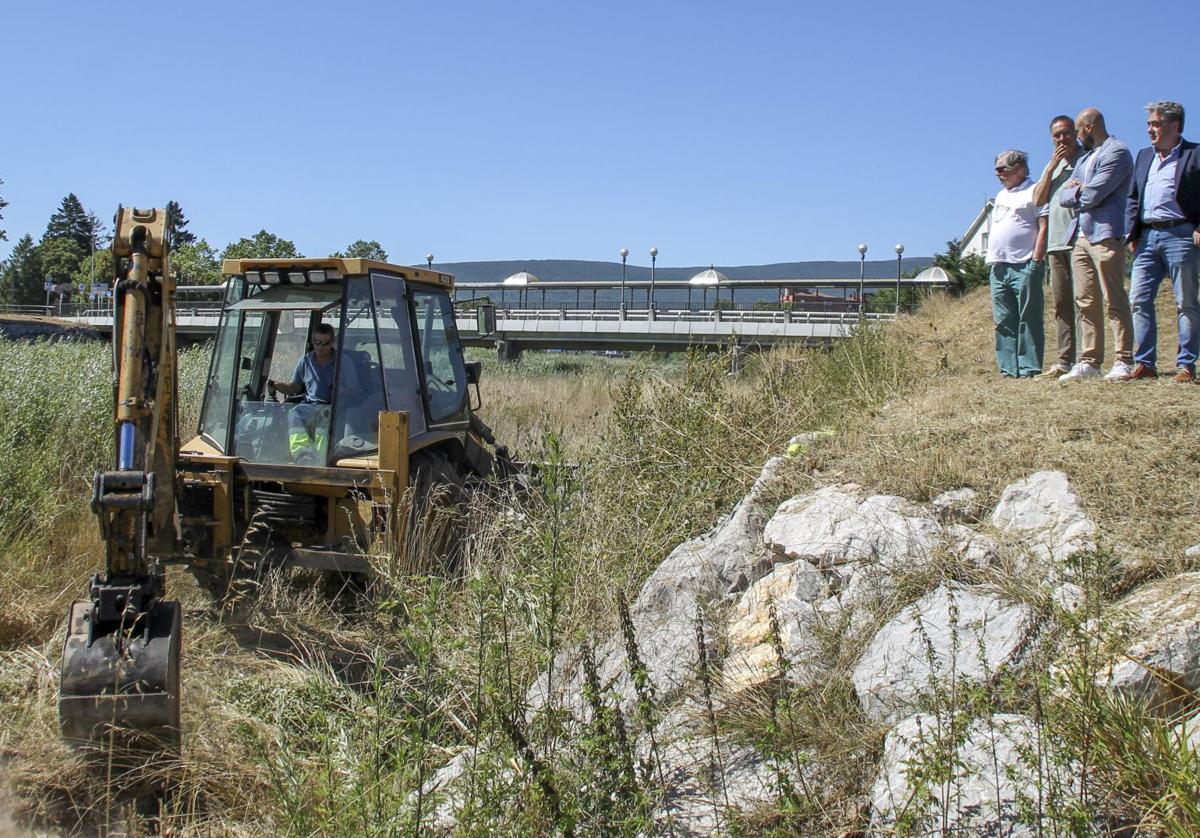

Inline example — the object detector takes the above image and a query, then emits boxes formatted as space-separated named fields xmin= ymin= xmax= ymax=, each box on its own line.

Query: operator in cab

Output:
xmin=266 ymin=323 xmax=358 ymax=462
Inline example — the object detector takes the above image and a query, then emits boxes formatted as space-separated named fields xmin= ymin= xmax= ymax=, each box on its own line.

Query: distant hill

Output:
xmin=432 ymin=258 xmax=934 ymax=283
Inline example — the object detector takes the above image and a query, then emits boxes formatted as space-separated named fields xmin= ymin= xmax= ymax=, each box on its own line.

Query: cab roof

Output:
xmin=221 ymin=257 xmax=454 ymax=289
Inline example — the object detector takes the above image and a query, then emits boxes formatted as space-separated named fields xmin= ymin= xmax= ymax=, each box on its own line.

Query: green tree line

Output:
xmin=0 ymin=188 xmax=389 ymax=306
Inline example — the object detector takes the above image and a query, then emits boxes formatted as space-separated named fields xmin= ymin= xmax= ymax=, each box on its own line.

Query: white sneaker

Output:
xmin=1059 ymin=362 xmax=1101 ymax=383
xmin=1104 ymin=360 xmax=1134 ymax=381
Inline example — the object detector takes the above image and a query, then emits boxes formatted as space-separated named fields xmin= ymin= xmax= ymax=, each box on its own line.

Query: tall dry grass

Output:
xmin=812 ymin=283 xmax=1200 ymax=576
xmin=2 ymin=280 xmax=1196 ymax=835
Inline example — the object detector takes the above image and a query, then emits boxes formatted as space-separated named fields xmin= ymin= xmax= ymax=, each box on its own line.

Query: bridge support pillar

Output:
xmin=496 ymin=339 xmax=524 ymax=364
xmin=729 ymin=343 xmax=747 ymax=375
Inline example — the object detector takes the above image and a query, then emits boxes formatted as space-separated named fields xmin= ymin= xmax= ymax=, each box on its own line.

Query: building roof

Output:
xmin=501 ymin=270 xmax=540 ymax=286
xmin=688 ymin=267 xmax=727 ymax=285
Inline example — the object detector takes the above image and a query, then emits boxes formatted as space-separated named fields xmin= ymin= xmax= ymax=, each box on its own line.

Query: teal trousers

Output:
xmin=989 ymin=260 xmax=1045 ymax=377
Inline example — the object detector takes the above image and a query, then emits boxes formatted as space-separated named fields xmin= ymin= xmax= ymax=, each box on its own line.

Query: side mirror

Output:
xmin=477 ymin=304 xmax=496 ymax=337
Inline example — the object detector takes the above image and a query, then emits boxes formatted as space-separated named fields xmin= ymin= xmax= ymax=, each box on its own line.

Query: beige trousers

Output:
xmin=1046 ymin=250 xmax=1076 ymax=368
xmin=1071 ymin=235 xmax=1133 ymax=367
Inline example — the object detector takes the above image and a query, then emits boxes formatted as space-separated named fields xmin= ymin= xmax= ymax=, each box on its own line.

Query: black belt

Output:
xmin=1144 ymin=218 xmax=1190 ymax=230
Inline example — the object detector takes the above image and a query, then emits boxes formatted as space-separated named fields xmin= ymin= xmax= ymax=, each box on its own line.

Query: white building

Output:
xmin=958 ymin=199 xmax=994 ymax=257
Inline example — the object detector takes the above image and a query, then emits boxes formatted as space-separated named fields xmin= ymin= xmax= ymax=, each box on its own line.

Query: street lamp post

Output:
xmin=857 ymin=243 xmax=868 ymax=317
xmin=620 ymin=247 xmax=629 ymax=312
xmin=425 ymin=253 xmax=434 ymax=269
xmin=893 ymin=243 xmax=904 ymax=313
xmin=649 ymin=247 xmax=658 ymax=310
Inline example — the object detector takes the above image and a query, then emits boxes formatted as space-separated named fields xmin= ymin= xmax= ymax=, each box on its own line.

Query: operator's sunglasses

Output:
xmin=312 ymin=339 xmax=332 ymax=347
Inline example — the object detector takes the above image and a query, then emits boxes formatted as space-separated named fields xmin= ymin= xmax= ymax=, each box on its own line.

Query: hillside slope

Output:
xmin=1 ymin=284 xmax=1197 ymax=835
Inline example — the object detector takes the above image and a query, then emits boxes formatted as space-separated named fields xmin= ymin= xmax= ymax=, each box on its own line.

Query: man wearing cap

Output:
xmin=1033 ymin=115 xmax=1084 ymax=378
xmin=1057 ymin=108 xmax=1135 ymax=382
xmin=1123 ymin=101 xmax=1200 ymax=383
xmin=986 ymin=149 xmax=1047 ymax=378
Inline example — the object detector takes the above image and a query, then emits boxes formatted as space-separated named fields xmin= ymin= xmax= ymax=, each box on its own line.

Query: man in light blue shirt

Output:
xmin=1057 ymin=108 xmax=1135 ymax=382
xmin=267 ymin=323 xmax=359 ymax=461
xmin=1124 ymin=101 xmax=1200 ymax=383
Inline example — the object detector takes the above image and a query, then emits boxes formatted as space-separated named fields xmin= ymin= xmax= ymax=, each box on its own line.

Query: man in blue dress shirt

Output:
xmin=1123 ymin=101 xmax=1200 ymax=383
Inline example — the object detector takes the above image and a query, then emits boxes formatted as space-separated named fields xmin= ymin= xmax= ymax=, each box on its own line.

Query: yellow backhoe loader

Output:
xmin=59 ymin=207 xmax=512 ymax=747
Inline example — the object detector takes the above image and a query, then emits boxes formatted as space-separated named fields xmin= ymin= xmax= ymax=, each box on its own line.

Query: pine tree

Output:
xmin=43 ymin=193 xmax=95 ymax=252
xmin=0 ymin=235 xmax=44 ymax=305
xmin=166 ymin=200 xmax=196 ymax=248
xmin=87 ymin=210 xmax=112 ymax=249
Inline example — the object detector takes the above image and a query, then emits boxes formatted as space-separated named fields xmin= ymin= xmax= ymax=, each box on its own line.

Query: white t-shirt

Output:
xmin=986 ymin=178 xmax=1047 ymax=264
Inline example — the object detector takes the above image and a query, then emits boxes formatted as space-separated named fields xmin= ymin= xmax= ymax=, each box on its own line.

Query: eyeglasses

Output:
xmin=313 ymin=339 xmax=332 ymax=347
xmin=994 ymin=166 xmax=1014 ymax=173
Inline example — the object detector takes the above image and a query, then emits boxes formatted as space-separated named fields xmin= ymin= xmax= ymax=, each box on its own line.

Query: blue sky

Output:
xmin=2 ymin=0 xmax=1198 ymax=267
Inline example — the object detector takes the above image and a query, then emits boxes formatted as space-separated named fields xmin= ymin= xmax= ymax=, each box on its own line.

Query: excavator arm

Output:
xmin=59 ymin=207 xmax=182 ymax=747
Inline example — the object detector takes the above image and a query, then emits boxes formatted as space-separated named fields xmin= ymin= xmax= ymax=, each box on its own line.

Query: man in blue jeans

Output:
xmin=1123 ymin=101 xmax=1200 ymax=383
xmin=986 ymin=149 xmax=1048 ymax=377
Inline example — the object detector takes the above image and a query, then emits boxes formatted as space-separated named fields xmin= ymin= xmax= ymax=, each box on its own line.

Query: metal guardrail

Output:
xmin=477 ymin=306 xmax=895 ymax=325
xmin=0 ymin=299 xmax=223 ymax=319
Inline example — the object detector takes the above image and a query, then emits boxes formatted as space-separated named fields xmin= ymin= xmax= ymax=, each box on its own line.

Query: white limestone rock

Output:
xmin=639 ymin=456 xmax=787 ymax=610
xmin=944 ymin=522 xmax=1000 ymax=567
xmin=932 ymin=487 xmax=981 ymax=523
xmin=1052 ymin=582 xmax=1085 ymax=614
xmin=526 ymin=458 xmax=789 ymax=720
xmin=643 ymin=730 xmax=803 ymax=837
xmin=722 ymin=559 xmax=827 ymax=692
xmin=1175 ymin=712 xmax=1200 ymax=755
xmin=990 ymin=471 xmax=1097 ymax=570
xmin=763 ymin=485 xmax=943 ymax=568
xmin=1099 ymin=571 xmax=1200 ymax=715
xmin=814 ymin=560 xmax=902 ymax=639
xmin=411 ymin=742 xmax=516 ymax=834
xmin=870 ymin=713 xmax=1080 ymax=836
xmin=1184 ymin=544 xmax=1200 ymax=558
xmin=852 ymin=583 xmax=1035 ymax=724
xmin=525 ymin=608 xmax=716 ymax=724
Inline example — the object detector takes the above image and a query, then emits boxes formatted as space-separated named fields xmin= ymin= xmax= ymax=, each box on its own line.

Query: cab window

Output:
xmin=411 ymin=289 xmax=467 ymax=424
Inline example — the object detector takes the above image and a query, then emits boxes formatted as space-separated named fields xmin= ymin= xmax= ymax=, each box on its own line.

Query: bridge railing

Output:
xmin=466 ymin=306 xmax=896 ymax=325
xmin=0 ymin=299 xmax=224 ymax=320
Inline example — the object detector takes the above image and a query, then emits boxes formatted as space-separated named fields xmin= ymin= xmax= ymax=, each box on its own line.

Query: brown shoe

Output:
xmin=1035 ymin=364 xmax=1071 ymax=380
xmin=1122 ymin=362 xmax=1158 ymax=381
xmin=1171 ymin=367 xmax=1195 ymax=384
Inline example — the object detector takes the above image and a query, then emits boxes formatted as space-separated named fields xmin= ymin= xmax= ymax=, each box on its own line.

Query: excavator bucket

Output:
xmin=59 ymin=599 xmax=181 ymax=748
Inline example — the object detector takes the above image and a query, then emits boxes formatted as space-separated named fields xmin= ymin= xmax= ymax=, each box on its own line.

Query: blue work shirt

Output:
xmin=291 ymin=351 xmax=356 ymax=403
xmin=1143 ymin=142 xmax=1187 ymax=223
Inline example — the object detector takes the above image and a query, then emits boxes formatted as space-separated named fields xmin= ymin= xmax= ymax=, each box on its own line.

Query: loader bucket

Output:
xmin=59 ymin=599 xmax=181 ymax=749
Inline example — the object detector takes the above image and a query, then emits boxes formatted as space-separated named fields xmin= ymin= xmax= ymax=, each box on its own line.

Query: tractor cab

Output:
xmin=189 ymin=258 xmax=475 ymax=468
xmin=175 ymin=257 xmax=504 ymax=578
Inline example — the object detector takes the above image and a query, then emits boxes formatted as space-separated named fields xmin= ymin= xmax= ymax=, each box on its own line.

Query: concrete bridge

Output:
xmin=5 ymin=273 xmax=954 ymax=355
